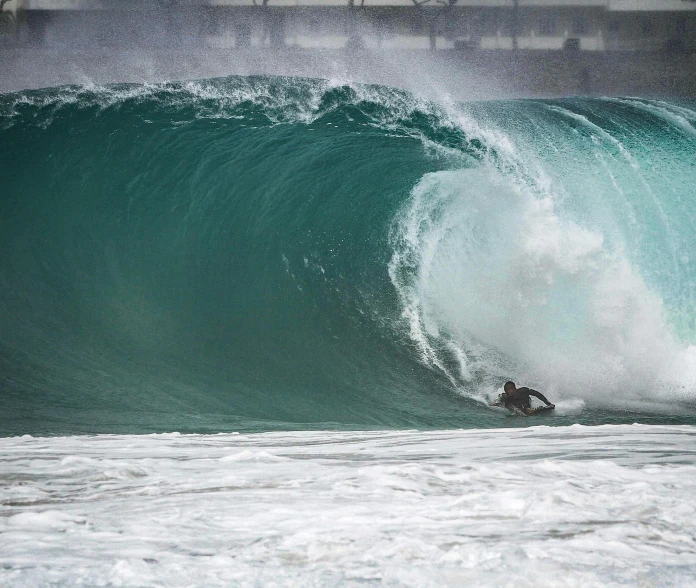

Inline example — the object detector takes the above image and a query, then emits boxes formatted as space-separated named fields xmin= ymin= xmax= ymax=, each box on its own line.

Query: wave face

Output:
xmin=1 ymin=77 xmax=695 ymax=434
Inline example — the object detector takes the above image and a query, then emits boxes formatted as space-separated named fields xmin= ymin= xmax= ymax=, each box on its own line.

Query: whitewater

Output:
xmin=1 ymin=76 xmax=696 ymax=585
xmin=3 ymin=426 xmax=696 ymax=587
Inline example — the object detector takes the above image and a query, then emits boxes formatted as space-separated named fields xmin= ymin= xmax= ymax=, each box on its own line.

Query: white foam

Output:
xmin=6 ymin=510 xmax=86 ymax=531
xmin=1 ymin=427 xmax=695 ymax=586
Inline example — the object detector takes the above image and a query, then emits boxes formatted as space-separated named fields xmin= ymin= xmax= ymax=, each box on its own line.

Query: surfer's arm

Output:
xmin=528 ymin=389 xmax=553 ymax=406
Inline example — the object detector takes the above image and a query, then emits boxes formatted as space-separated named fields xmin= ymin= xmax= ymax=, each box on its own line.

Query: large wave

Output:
xmin=1 ymin=76 xmax=695 ymax=434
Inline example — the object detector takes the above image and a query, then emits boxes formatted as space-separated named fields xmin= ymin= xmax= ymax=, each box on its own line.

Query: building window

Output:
xmin=538 ymin=14 xmax=557 ymax=36
xmin=480 ymin=12 xmax=496 ymax=36
xmin=607 ymin=19 xmax=619 ymax=33
xmin=375 ymin=14 xmax=392 ymax=38
xmin=410 ymin=15 xmax=423 ymax=34
xmin=500 ymin=13 xmax=514 ymax=37
xmin=455 ymin=13 xmax=468 ymax=36
xmin=572 ymin=17 xmax=588 ymax=35
xmin=308 ymin=15 xmax=321 ymax=34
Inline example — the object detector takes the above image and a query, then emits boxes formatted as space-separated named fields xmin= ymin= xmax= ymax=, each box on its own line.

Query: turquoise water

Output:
xmin=1 ymin=76 xmax=695 ymax=435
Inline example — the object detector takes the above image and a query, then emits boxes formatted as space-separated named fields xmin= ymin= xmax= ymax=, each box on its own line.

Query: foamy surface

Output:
xmin=2 ymin=425 xmax=695 ymax=586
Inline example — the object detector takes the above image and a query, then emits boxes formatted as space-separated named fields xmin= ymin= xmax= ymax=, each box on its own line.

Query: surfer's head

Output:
xmin=503 ymin=381 xmax=516 ymax=396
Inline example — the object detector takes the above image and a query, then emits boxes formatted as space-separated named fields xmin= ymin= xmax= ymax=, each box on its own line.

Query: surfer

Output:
xmin=494 ymin=381 xmax=555 ymax=415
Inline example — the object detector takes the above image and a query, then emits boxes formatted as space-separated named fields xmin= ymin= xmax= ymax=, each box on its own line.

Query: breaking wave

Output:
xmin=1 ymin=76 xmax=695 ymax=434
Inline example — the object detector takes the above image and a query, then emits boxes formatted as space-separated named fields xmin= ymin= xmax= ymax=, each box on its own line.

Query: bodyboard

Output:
xmin=491 ymin=395 xmax=554 ymax=416
xmin=527 ymin=405 xmax=555 ymax=415
xmin=501 ymin=405 xmax=555 ymax=417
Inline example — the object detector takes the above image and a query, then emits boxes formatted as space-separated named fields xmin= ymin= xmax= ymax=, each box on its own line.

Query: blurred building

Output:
xmin=1 ymin=0 xmax=694 ymax=54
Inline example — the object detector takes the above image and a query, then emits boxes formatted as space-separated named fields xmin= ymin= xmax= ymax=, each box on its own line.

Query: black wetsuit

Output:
xmin=501 ymin=388 xmax=553 ymax=411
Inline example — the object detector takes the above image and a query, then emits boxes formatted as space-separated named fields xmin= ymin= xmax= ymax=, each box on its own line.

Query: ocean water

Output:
xmin=2 ymin=76 xmax=696 ymax=585
xmin=1 ymin=76 xmax=695 ymax=434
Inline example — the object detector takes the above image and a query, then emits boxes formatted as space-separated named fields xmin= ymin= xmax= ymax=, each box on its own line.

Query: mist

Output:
xmin=1 ymin=0 xmax=694 ymax=99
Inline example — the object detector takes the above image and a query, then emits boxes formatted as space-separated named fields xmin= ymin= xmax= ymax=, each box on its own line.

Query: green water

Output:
xmin=1 ymin=77 xmax=695 ymax=435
